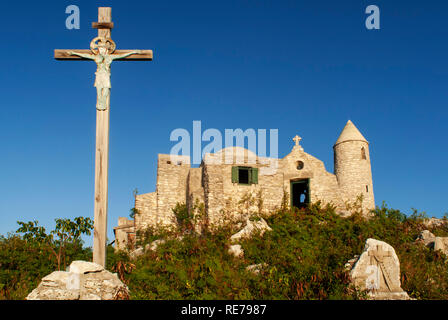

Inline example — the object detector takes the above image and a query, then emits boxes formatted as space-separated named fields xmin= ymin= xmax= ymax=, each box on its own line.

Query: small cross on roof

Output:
xmin=293 ymin=135 xmax=302 ymax=147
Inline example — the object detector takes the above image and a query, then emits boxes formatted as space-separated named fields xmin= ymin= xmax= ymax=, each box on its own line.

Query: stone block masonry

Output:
xmin=114 ymin=120 xmax=376 ymax=249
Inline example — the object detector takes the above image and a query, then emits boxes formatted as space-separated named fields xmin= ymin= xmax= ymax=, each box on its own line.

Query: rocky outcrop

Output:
xmin=346 ymin=238 xmax=410 ymax=300
xmin=416 ymin=230 xmax=448 ymax=256
xmin=422 ymin=218 xmax=447 ymax=229
xmin=227 ymin=218 xmax=272 ymax=259
xmin=26 ymin=261 xmax=129 ymax=300
xmin=147 ymin=239 xmax=166 ymax=251
xmin=129 ymin=247 xmax=145 ymax=260
xmin=129 ymin=239 xmax=168 ymax=260
xmin=344 ymin=255 xmax=360 ymax=271
xmin=417 ymin=230 xmax=436 ymax=247
xmin=228 ymin=244 xmax=244 ymax=258
xmin=246 ymin=263 xmax=268 ymax=275
xmin=434 ymin=237 xmax=448 ymax=256
xmin=230 ymin=218 xmax=272 ymax=243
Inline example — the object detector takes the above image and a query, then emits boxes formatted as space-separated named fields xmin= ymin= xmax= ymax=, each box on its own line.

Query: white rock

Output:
xmin=129 ymin=247 xmax=144 ymax=260
xmin=27 ymin=287 xmax=80 ymax=300
xmin=80 ymin=293 xmax=101 ymax=300
xmin=348 ymin=238 xmax=410 ymax=300
xmin=146 ymin=239 xmax=166 ymax=251
xmin=230 ymin=218 xmax=272 ymax=243
xmin=434 ymin=237 xmax=448 ymax=256
xmin=26 ymin=260 xmax=129 ymax=300
xmin=41 ymin=271 xmax=68 ymax=288
xmin=69 ymin=261 xmax=104 ymax=274
xmin=344 ymin=255 xmax=360 ymax=271
xmin=423 ymin=218 xmax=447 ymax=228
xmin=228 ymin=244 xmax=244 ymax=258
xmin=66 ymin=273 xmax=81 ymax=290
xmin=417 ymin=230 xmax=436 ymax=247
xmin=246 ymin=263 xmax=267 ymax=275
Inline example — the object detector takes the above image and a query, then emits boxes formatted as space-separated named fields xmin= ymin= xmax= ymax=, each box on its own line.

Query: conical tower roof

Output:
xmin=334 ymin=120 xmax=368 ymax=146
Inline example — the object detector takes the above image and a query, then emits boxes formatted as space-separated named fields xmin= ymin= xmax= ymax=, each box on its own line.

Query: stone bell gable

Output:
xmin=114 ymin=120 xmax=375 ymax=250
xmin=281 ymin=139 xmax=345 ymax=211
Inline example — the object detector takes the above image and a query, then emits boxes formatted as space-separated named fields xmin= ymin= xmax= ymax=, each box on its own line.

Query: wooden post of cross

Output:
xmin=54 ymin=7 xmax=153 ymax=267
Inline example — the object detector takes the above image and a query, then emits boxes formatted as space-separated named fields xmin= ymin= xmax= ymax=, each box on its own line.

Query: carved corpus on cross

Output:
xmin=54 ymin=7 xmax=153 ymax=267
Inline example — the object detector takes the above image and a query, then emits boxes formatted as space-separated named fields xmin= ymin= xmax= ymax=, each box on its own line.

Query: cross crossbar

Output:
xmin=92 ymin=22 xmax=114 ymax=29
xmin=54 ymin=49 xmax=153 ymax=61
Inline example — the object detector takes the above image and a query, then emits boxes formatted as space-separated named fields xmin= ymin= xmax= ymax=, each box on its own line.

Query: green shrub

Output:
xmin=0 ymin=218 xmax=93 ymax=300
xmin=2 ymin=204 xmax=448 ymax=300
xmin=122 ymin=202 xmax=448 ymax=300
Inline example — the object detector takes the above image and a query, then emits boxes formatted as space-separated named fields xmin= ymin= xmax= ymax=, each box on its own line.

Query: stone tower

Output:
xmin=334 ymin=120 xmax=375 ymax=213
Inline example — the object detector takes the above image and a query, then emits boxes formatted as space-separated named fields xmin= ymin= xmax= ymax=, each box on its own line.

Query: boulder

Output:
xmin=230 ymin=218 xmax=272 ymax=243
xmin=228 ymin=244 xmax=244 ymax=258
xmin=344 ymin=255 xmax=360 ymax=271
xmin=416 ymin=230 xmax=448 ymax=256
xmin=423 ymin=218 xmax=447 ymax=229
xmin=129 ymin=247 xmax=145 ymax=260
xmin=246 ymin=263 xmax=267 ymax=275
xmin=69 ymin=261 xmax=103 ymax=274
xmin=347 ymin=238 xmax=410 ymax=300
xmin=434 ymin=237 xmax=448 ymax=256
xmin=26 ymin=260 xmax=129 ymax=300
xmin=146 ymin=239 xmax=166 ymax=251
xmin=417 ymin=230 xmax=436 ymax=247
xmin=130 ymin=239 xmax=168 ymax=260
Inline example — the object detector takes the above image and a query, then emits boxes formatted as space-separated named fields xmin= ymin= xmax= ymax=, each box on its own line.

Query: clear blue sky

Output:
xmin=1 ymin=1 xmax=447 ymax=247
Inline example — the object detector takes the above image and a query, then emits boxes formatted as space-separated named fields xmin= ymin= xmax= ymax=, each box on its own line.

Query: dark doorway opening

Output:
xmin=291 ymin=179 xmax=310 ymax=209
xmin=238 ymin=167 xmax=250 ymax=184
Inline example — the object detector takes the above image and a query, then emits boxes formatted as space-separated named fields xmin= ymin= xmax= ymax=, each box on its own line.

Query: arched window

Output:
xmin=361 ymin=147 xmax=367 ymax=160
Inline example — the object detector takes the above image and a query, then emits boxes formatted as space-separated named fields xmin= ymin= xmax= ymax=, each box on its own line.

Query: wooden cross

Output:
xmin=293 ymin=135 xmax=302 ymax=147
xmin=54 ymin=7 xmax=153 ymax=267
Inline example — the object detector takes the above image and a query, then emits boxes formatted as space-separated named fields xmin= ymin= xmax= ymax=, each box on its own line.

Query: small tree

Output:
xmin=16 ymin=217 xmax=93 ymax=271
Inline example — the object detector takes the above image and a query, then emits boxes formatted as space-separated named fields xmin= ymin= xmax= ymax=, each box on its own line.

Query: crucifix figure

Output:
xmin=54 ymin=7 xmax=153 ymax=267
xmin=67 ymin=38 xmax=141 ymax=111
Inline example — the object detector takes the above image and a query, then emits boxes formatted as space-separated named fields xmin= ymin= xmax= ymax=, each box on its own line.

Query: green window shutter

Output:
xmin=231 ymin=166 xmax=239 ymax=183
xmin=251 ymin=168 xmax=258 ymax=184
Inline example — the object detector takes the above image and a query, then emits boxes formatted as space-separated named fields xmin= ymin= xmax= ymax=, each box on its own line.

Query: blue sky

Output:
xmin=0 ymin=1 xmax=447 ymax=247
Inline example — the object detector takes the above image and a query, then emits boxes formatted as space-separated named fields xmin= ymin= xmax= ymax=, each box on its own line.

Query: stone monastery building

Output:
xmin=114 ymin=120 xmax=375 ymax=249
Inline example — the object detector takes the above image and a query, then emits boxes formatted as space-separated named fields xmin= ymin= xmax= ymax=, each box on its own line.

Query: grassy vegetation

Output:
xmin=1 ymin=202 xmax=447 ymax=300
xmin=123 ymin=202 xmax=448 ymax=300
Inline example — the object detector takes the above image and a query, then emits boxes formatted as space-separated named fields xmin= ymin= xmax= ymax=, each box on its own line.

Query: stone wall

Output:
xmin=113 ymin=217 xmax=135 ymax=251
xmin=127 ymin=143 xmax=369 ymax=238
xmin=135 ymin=192 xmax=157 ymax=230
xmin=115 ymin=121 xmax=376 ymax=248
xmin=186 ymin=167 xmax=204 ymax=210
xmin=155 ymin=154 xmax=191 ymax=227
xmin=202 ymin=157 xmax=225 ymax=226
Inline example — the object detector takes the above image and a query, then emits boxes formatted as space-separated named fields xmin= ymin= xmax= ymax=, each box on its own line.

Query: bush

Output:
xmin=0 ymin=218 xmax=93 ymax=300
xmin=120 ymin=203 xmax=448 ymax=300
xmin=2 ymin=204 xmax=448 ymax=300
